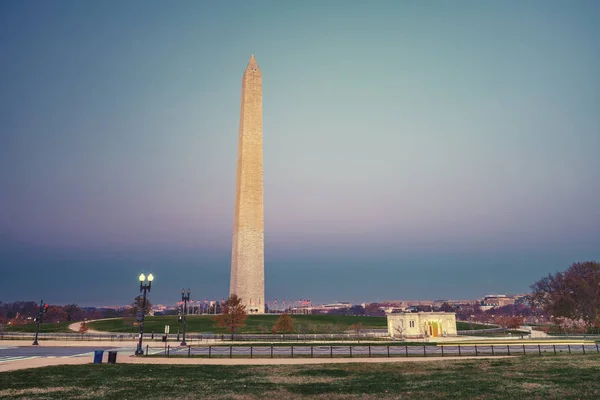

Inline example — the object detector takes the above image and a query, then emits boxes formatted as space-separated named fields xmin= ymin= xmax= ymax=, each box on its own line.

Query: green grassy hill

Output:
xmin=2 ymin=321 xmax=73 ymax=333
xmin=0 ymin=316 xmax=493 ymax=334
xmin=88 ymin=314 xmax=388 ymax=334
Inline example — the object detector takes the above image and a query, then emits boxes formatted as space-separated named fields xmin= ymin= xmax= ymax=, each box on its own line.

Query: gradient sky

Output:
xmin=1 ymin=1 xmax=599 ymax=306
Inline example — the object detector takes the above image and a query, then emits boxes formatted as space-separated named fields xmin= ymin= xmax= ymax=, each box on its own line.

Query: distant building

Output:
xmin=387 ymin=312 xmax=457 ymax=339
xmin=481 ymin=294 xmax=516 ymax=308
xmin=322 ymin=302 xmax=351 ymax=310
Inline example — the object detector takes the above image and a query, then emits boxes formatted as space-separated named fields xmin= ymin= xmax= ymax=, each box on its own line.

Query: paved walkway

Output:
xmin=67 ymin=320 xmax=104 ymax=334
xmin=0 ymin=340 xmax=137 ymax=348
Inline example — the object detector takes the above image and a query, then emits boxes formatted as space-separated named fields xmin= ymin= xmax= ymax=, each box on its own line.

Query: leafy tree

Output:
xmin=8 ymin=313 xmax=27 ymax=326
xmin=364 ymin=303 xmax=384 ymax=316
xmin=45 ymin=306 xmax=67 ymax=323
xmin=555 ymin=317 xmax=587 ymax=334
xmin=272 ymin=314 xmax=295 ymax=334
xmin=214 ymin=294 xmax=247 ymax=339
xmin=97 ymin=307 xmax=120 ymax=319
xmin=494 ymin=315 xmax=524 ymax=332
xmin=348 ymin=305 xmax=365 ymax=315
xmin=63 ymin=304 xmax=84 ymax=321
xmin=78 ymin=320 xmax=89 ymax=334
xmin=440 ymin=302 xmax=455 ymax=312
xmin=530 ymin=261 xmax=600 ymax=327
xmin=456 ymin=303 xmax=484 ymax=322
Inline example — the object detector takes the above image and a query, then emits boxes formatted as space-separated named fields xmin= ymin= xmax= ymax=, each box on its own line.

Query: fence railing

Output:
xmin=0 ymin=331 xmax=390 ymax=342
xmin=144 ymin=343 xmax=600 ymax=359
xmin=457 ymin=328 xmax=508 ymax=335
xmin=3 ymin=330 xmax=600 ymax=343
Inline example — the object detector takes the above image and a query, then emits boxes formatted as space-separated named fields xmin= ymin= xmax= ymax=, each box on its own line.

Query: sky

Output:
xmin=1 ymin=0 xmax=599 ymax=306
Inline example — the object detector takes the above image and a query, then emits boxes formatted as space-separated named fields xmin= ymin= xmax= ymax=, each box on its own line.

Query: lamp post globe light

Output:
xmin=135 ymin=273 xmax=154 ymax=356
xmin=180 ymin=288 xmax=191 ymax=346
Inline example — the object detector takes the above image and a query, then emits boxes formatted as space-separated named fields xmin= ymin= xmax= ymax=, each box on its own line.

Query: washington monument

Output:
xmin=230 ymin=54 xmax=264 ymax=314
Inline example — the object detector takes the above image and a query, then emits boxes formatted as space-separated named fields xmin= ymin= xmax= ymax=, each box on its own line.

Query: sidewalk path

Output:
xmin=67 ymin=321 xmax=103 ymax=334
xmin=0 ymin=340 xmax=137 ymax=348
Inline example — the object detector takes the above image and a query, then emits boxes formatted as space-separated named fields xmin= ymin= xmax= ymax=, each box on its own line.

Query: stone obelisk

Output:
xmin=230 ymin=54 xmax=264 ymax=314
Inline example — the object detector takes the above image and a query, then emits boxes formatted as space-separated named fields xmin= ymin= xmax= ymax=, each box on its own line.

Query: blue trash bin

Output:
xmin=93 ymin=350 xmax=104 ymax=364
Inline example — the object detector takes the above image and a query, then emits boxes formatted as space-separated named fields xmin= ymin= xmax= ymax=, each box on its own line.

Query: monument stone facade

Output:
xmin=230 ymin=54 xmax=264 ymax=314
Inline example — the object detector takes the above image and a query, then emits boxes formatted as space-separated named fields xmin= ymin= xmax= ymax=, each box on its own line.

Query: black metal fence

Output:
xmin=0 ymin=331 xmax=390 ymax=342
xmin=3 ymin=331 xmax=600 ymax=343
xmin=144 ymin=343 xmax=600 ymax=359
xmin=457 ymin=328 xmax=507 ymax=335
xmin=0 ymin=332 xmax=137 ymax=341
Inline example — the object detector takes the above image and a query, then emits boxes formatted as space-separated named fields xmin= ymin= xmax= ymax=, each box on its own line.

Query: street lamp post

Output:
xmin=135 ymin=273 xmax=154 ymax=356
xmin=180 ymin=288 xmax=191 ymax=346
xmin=32 ymin=300 xmax=47 ymax=346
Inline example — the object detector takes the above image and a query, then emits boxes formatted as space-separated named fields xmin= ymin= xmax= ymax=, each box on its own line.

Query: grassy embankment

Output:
xmin=2 ymin=321 xmax=72 ymax=333
xmin=87 ymin=315 xmax=490 ymax=334
xmin=89 ymin=315 xmax=386 ymax=334
xmin=3 ymin=316 xmax=490 ymax=334
xmin=1 ymin=355 xmax=599 ymax=399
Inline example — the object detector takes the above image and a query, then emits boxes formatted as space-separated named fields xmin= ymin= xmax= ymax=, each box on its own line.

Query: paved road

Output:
xmin=2 ymin=343 xmax=598 ymax=364
xmin=0 ymin=346 xmax=135 ymax=364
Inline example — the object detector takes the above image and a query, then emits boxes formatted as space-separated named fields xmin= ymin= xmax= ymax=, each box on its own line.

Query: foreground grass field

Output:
xmin=86 ymin=315 xmax=488 ymax=334
xmin=1 ymin=355 xmax=599 ymax=399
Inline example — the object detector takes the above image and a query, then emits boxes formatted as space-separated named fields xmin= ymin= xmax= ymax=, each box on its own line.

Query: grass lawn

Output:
xmin=0 ymin=318 xmax=492 ymax=335
xmin=455 ymin=321 xmax=492 ymax=330
xmin=2 ymin=321 xmax=73 ymax=333
xmin=1 ymin=355 xmax=599 ymax=399
xmin=88 ymin=315 xmax=389 ymax=334
xmin=87 ymin=315 xmax=492 ymax=334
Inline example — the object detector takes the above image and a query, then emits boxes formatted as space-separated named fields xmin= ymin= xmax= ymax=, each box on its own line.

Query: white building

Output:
xmin=387 ymin=312 xmax=457 ymax=339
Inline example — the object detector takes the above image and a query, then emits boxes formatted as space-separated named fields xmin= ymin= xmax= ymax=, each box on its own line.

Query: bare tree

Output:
xmin=350 ymin=323 xmax=363 ymax=342
xmin=393 ymin=324 xmax=405 ymax=341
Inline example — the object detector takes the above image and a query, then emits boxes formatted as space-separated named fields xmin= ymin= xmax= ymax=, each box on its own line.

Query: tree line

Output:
xmin=3 ymin=261 xmax=597 ymax=335
xmin=0 ymin=296 xmax=153 ymax=327
xmin=530 ymin=261 xmax=600 ymax=334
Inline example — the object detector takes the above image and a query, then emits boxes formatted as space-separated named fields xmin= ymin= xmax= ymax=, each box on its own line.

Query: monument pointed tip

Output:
xmin=247 ymin=53 xmax=259 ymax=69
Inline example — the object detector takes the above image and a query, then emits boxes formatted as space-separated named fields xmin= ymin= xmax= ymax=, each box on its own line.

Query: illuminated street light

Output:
xmin=135 ymin=273 xmax=153 ymax=356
